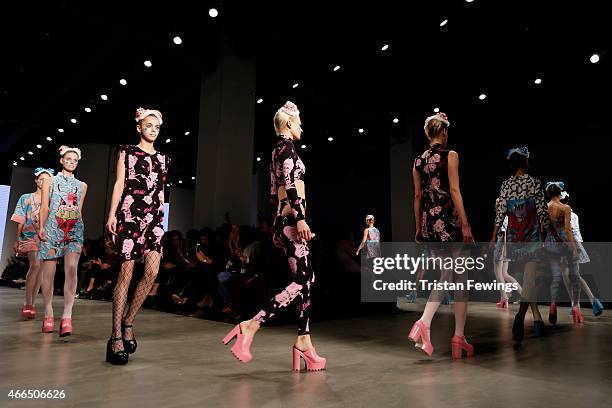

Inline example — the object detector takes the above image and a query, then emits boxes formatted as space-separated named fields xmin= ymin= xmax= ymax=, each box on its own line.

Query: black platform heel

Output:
xmin=122 ymin=324 xmax=137 ymax=354
xmin=106 ymin=338 xmax=129 ymax=365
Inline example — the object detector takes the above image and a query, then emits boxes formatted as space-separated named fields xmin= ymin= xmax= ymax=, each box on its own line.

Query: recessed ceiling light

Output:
xmin=209 ymin=8 xmax=219 ymax=18
xmin=119 ymin=79 xmax=127 ymax=86
xmin=173 ymin=36 xmax=182 ymax=45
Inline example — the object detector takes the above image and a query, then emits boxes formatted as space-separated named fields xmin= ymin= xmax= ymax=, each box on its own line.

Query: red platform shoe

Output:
xmin=408 ymin=320 xmax=434 ymax=356
xmin=59 ymin=318 xmax=72 ymax=337
xmin=42 ymin=317 xmax=54 ymax=333
xmin=451 ymin=335 xmax=474 ymax=359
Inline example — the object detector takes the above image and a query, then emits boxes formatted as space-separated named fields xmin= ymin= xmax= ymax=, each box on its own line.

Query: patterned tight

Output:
xmin=252 ymin=215 xmax=314 ymax=336
xmin=111 ymin=251 xmax=161 ymax=351
xmin=24 ymin=251 xmax=42 ymax=306
xmin=40 ymin=251 xmax=80 ymax=319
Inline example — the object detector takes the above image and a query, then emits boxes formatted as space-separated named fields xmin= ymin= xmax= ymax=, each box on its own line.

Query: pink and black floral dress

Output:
xmin=115 ymin=145 xmax=170 ymax=261
xmin=414 ymin=143 xmax=462 ymax=242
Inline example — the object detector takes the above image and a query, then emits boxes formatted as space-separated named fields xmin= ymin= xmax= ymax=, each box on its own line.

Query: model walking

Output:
xmin=105 ymin=107 xmax=170 ymax=365
xmin=38 ymin=147 xmax=88 ymax=337
xmin=222 ymin=101 xmax=326 ymax=371
xmin=11 ymin=167 xmax=55 ymax=319
xmin=408 ymin=112 xmax=475 ymax=359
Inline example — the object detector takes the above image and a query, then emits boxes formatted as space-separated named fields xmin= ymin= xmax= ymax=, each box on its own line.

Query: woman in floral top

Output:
xmin=11 ymin=167 xmax=54 ymax=319
xmin=408 ymin=112 xmax=475 ymax=360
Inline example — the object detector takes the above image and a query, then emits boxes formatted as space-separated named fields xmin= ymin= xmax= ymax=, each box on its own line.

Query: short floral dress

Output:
xmin=414 ymin=143 xmax=461 ymax=242
xmin=38 ymin=174 xmax=85 ymax=259
xmin=11 ymin=193 xmax=42 ymax=255
xmin=115 ymin=145 xmax=170 ymax=261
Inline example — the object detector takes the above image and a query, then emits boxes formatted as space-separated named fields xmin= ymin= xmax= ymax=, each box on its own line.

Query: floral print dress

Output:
xmin=115 ymin=145 xmax=170 ymax=262
xmin=414 ymin=143 xmax=461 ymax=242
xmin=11 ymin=193 xmax=42 ymax=255
xmin=38 ymin=174 xmax=85 ymax=259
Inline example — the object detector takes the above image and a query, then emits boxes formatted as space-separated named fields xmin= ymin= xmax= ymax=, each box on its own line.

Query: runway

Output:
xmin=1 ymin=287 xmax=610 ymax=408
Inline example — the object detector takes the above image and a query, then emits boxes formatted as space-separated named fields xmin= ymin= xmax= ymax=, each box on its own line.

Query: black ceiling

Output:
xmin=1 ymin=1 xmax=610 ymax=189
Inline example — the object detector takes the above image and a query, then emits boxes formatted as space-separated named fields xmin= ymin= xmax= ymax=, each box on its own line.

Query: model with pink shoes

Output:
xmin=222 ymin=101 xmax=326 ymax=372
xmin=11 ymin=167 xmax=55 ymax=320
xmin=38 ymin=146 xmax=88 ymax=337
xmin=409 ymin=112 xmax=475 ymax=359
xmin=105 ymin=107 xmax=170 ymax=365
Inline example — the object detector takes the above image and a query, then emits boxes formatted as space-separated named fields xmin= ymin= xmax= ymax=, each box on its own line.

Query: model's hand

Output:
xmin=13 ymin=241 xmax=19 ymax=254
xmin=38 ymin=228 xmax=47 ymax=242
xmin=106 ymin=215 xmax=117 ymax=236
xmin=462 ymin=225 xmax=475 ymax=243
xmin=297 ymin=220 xmax=312 ymax=241
xmin=356 ymin=250 xmax=360 ymax=256
xmin=415 ymin=228 xmax=422 ymax=243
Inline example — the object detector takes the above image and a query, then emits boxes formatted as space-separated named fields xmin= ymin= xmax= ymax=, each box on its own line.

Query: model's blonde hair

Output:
xmin=274 ymin=101 xmax=300 ymax=135
xmin=273 ymin=110 xmax=291 ymax=135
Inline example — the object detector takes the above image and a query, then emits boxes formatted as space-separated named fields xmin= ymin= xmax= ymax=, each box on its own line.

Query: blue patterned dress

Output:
xmin=38 ymin=174 xmax=85 ymax=259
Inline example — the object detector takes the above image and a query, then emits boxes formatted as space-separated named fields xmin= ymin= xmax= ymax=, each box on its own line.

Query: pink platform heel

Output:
xmin=572 ymin=307 xmax=584 ymax=323
xmin=408 ymin=320 xmax=434 ymax=356
xmin=22 ymin=304 xmax=32 ymax=320
xmin=451 ymin=335 xmax=474 ymax=359
xmin=29 ymin=305 xmax=37 ymax=319
xmin=42 ymin=317 xmax=54 ymax=333
xmin=222 ymin=324 xmax=253 ymax=363
xmin=496 ymin=299 xmax=509 ymax=309
xmin=59 ymin=318 xmax=72 ymax=337
xmin=293 ymin=346 xmax=327 ymax=371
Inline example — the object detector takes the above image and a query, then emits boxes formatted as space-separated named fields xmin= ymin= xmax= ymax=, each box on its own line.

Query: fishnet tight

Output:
xmin=111 ymin=251 xmax=161 ymax=351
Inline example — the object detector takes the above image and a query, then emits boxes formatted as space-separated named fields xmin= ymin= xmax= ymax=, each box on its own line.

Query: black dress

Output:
xmin=115 ymin=145 xmax=170 ymax=262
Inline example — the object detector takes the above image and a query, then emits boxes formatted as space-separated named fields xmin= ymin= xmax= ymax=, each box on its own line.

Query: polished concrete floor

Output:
xmin=1 ymin=287 xmax=610 ymax=408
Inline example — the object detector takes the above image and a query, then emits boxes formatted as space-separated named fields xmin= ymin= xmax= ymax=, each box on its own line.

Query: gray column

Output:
xmin=75 ymin=143 xmax=115 ymax=239
xmin=168 ymin=187 xmax=194 ymax=234
xmin=193 ymin=39 xmax=256 ymax=229
xmin=389 ymin=121 xmax=420 ymax=242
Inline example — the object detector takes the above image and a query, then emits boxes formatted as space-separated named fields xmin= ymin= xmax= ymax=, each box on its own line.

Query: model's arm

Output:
xmin=79 ymin=183 xmax=88 ymax=213
xmin=412 ymin=162 xmax=423 ymax=242
xmin=38 ymin=179 xmax=51 ymax=241
xmin=106 ymin=149 xmax=126 ymax=235
xmin=447 ymin=151 xmax=473 ymax=242
xmin=356 ymin=229 xmax=368 ymax=255
xmin=11 ymin=196 xmax=26 ymax=252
